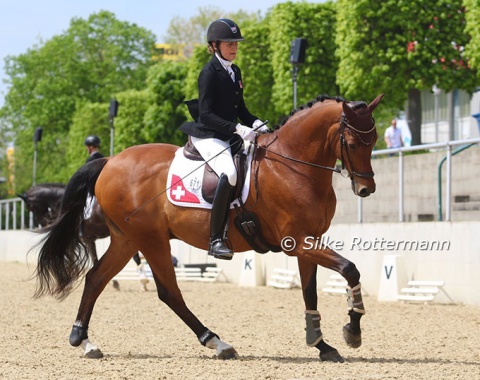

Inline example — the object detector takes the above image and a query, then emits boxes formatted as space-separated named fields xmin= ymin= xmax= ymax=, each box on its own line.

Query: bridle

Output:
xmin=338 ymin=113 xmax=377 ymax=179
xmin=255 ymin=109 xmax=377 ymax=180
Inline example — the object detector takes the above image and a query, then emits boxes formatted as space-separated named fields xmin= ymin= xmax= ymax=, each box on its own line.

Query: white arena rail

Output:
xmin=0 ymin=197 xmax=27 ymax=230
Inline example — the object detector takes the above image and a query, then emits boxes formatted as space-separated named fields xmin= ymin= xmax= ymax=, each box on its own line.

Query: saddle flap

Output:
xmin=202 ymin=152 xmax=247 ymax=204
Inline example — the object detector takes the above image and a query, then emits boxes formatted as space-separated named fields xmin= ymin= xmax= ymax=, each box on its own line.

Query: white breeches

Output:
xmin=191 ymin=136 xmax=237 ymax=186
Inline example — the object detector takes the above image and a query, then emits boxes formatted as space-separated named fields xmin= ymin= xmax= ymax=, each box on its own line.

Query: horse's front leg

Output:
xmin=298 ymin=246 xmax=366 ymax=350
xmin=297 ymin=257 xmax=344 ymax=363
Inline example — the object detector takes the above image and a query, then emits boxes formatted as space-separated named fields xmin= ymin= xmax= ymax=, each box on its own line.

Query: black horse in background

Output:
xmin=18 ymin=183 xmax=149 ymax=290
xmin=18 ymin=183 xmax=65 ymax=228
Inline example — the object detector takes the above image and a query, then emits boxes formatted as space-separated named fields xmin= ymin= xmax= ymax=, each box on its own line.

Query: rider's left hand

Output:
xmin=253 ymin=119 xmax=269 ymax=133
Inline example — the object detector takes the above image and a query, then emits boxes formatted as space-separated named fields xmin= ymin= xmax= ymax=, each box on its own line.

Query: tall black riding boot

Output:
xmin=209 ymin=174 xmax=234 ymax=260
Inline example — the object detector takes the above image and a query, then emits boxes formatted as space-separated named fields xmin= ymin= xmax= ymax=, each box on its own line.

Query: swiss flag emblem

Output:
xmin=170 ymin=175 xmax=200 ymax=203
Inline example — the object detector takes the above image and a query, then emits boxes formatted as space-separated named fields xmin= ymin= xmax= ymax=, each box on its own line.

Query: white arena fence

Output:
xmin=0 ymin=197 xmax=27 ymax=231
xmin=1 ymin=222 xmax=480 ymax=307
xmin=361 ymin=137 xmax=480 ymax=223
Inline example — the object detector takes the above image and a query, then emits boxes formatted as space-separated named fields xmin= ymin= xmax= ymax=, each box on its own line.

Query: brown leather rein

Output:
xmin=256 ymin=113 xmax=377 ymax=179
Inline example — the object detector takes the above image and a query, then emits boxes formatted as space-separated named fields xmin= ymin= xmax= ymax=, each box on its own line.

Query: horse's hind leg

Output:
xmin=69 ymin=239 xmax=137 ymax=358
xmin=297 ymin=258 xmax=344 ymax=363
xmin=298 ymin=246 xmax=365 ymax=352
xmin=140 ymin=241 xmax=238 ymax=359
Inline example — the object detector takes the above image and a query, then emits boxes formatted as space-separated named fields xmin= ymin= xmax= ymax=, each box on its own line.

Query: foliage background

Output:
xmin=0 ymin=1 xmax=479 ymax=196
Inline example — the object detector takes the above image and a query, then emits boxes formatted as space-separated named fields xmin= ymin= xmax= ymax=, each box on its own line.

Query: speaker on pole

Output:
xmin=109 ymin=99 xmax=119 ymax=118
xmin=290 ymin=38 xmax=307 ymax=64
xmin=109 ymin=100 xmax=119 ymax=156
xmin=290 ymin=38 xmax=307 ymax=108
xmin=34 ymin=127 xmax=43 ymax=143
xmin=32 ymin=127 xmax=43 ymax=187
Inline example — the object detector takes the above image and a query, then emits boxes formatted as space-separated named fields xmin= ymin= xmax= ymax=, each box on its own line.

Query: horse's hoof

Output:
xmin=319 ymin=349 xmax=345 ymax=363
xmin=217 ymin=347 xmax=239 ymax=360
xmin=112 ymin=280 xmax=120 ymax=291
xmin=343 ymin=323 xmax=362 ymax=348
xmin=84 ymin=348 xmax=104 ymax=359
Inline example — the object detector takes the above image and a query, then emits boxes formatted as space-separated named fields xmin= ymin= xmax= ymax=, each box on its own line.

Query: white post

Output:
xmin=377 ymin=255 xmax=407 ymax=302
xmin=433 ymin=84 xmax=441 ymax=143
xmin=398 ymin=150 xmax=404 ymax=222
xmin=239 ymin=251 xmax=264 ymax=287
xmin=446 ymin=144 xmax=452 ymax=221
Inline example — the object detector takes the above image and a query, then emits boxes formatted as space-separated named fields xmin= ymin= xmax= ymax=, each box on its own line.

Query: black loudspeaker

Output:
xmin=34 ymin=127 xmax=43 ymax=143
xmin=109 ymin=100 xmax=119 ymax=118
xmin=290 ymin=38 xmax=307 ymax=64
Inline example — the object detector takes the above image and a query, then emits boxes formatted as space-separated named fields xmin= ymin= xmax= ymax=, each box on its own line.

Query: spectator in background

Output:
xmin=84 ymin=135 xmax=104 ymax=163
xmin=384 ymin=119 xmax=403 ymax=149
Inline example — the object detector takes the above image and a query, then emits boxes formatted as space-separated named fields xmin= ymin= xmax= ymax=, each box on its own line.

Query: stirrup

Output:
xmin=208 ymin=239 xmax=233 ymax=260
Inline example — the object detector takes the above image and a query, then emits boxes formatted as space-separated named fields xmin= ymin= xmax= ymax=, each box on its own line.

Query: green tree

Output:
xmin=67 ymin=102 xmax=110 ymax=175
xmin=143 ymin=61 xmax=189 ymax=146
xmin=113 ymin=90 xmax=151 ymax=153
xmin=235 ymin=19 xmax=277 ymax=125
xmin=335 ymin=0 xmax=478 ymax=145
xmin=183 ymin=45 xmax=211 ymax=103
xmin=1 ymin=11 xmax=156 ymax=191
xmin=464 ymin=0 xmax=480 ymax=76
xmin=164 ymin=6 xmax=262 ymax=58
xmin=269 ymin=1 xmax=339 ymax=119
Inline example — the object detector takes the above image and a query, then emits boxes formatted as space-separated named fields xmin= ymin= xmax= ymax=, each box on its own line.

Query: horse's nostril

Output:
xmin=359 ymin=188 xmax=370 ymax=197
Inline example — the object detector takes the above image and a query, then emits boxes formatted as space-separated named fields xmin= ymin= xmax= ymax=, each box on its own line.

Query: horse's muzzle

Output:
xmin=351 ymin=180 xmax=376 ymax=197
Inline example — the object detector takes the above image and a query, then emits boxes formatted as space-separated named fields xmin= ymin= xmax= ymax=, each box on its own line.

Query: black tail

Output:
xmin=33 ymin=158 xmax=108 ymax=299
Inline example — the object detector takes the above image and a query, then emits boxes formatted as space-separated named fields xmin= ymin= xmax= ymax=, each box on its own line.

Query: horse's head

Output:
xmin=334 ymin=94 xmax=384 ymax=197
xmin=19 ymin=184 xmax=65 ymax=227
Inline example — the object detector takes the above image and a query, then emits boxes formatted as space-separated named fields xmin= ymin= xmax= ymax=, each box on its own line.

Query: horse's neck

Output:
xmin=275 ymin=108 xmax=338 ymax=167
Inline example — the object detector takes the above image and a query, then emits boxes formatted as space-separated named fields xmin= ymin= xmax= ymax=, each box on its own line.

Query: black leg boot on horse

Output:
xmin=208 ymin=173 xmax=234 ymax=260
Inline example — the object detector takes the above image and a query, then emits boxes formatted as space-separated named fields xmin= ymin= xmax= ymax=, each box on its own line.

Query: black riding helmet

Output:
xmin=84 ymin=135 xmax=100 ymax=147
xmin=207 ymin=19 xmax=245 ymax=43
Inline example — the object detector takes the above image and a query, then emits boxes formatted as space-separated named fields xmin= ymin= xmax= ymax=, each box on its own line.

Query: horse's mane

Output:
xmin=273 ymin=94 xmax=346 ymax=130
xmin=34 ymin=183 xmax=66 ymax=190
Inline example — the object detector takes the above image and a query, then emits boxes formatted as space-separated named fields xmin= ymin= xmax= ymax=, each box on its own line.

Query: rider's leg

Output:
xmin=209 ymin=174 xmax=234 ymax=259
xmin=191 ymin=137 xmax=237 ymax=260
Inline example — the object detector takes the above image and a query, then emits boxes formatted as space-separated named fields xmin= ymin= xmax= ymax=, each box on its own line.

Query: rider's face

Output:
xmin=216 ymin=41 xmax=238 ymax=61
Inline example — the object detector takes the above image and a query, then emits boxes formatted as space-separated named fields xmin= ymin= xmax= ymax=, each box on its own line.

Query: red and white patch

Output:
xmin=169 ymin=175 xmax=201 ymax=204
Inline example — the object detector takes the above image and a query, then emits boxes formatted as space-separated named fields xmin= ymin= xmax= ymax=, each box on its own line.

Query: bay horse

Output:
xmin=34 ymin=94 xmax=383 ymax=362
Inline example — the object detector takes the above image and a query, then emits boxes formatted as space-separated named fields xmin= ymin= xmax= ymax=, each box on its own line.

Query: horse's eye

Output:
xmin=348 ymin=143 xmax=357 ymax=150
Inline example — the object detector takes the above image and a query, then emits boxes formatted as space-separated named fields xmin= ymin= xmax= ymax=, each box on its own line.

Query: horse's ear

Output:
xmin=367 ymin=93 xmax=384 ymax=113
xmin=17 ymin=193 xmax=28 ymax=202
xmin=342 ymin=101 xmax=358 ymax=120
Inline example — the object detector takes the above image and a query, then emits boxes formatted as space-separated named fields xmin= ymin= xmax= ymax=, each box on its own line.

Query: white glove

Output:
xmin=235 ymin=124 xmax=257 ymax=142
xmin=253 ymin=119 xmax=269 ymax=133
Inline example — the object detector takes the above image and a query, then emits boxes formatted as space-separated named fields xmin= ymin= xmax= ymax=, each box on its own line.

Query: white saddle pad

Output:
xmin=166 ymin=147 xmax=253 ymax=209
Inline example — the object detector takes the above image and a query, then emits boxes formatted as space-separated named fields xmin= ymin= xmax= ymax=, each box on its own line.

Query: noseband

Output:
xmin=338 ymin=113 xmax=376 ymax=180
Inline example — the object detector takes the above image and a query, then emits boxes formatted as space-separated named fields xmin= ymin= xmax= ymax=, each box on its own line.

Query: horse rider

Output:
xmin=84 ymin=135 xmax=104 ymax=163
xmin=180 ymin=18 xmax=268 ymax=260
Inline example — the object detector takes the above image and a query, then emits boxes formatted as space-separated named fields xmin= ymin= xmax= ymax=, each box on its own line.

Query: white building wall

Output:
xmin=2 ymin=221 xmax=479 ymax=306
